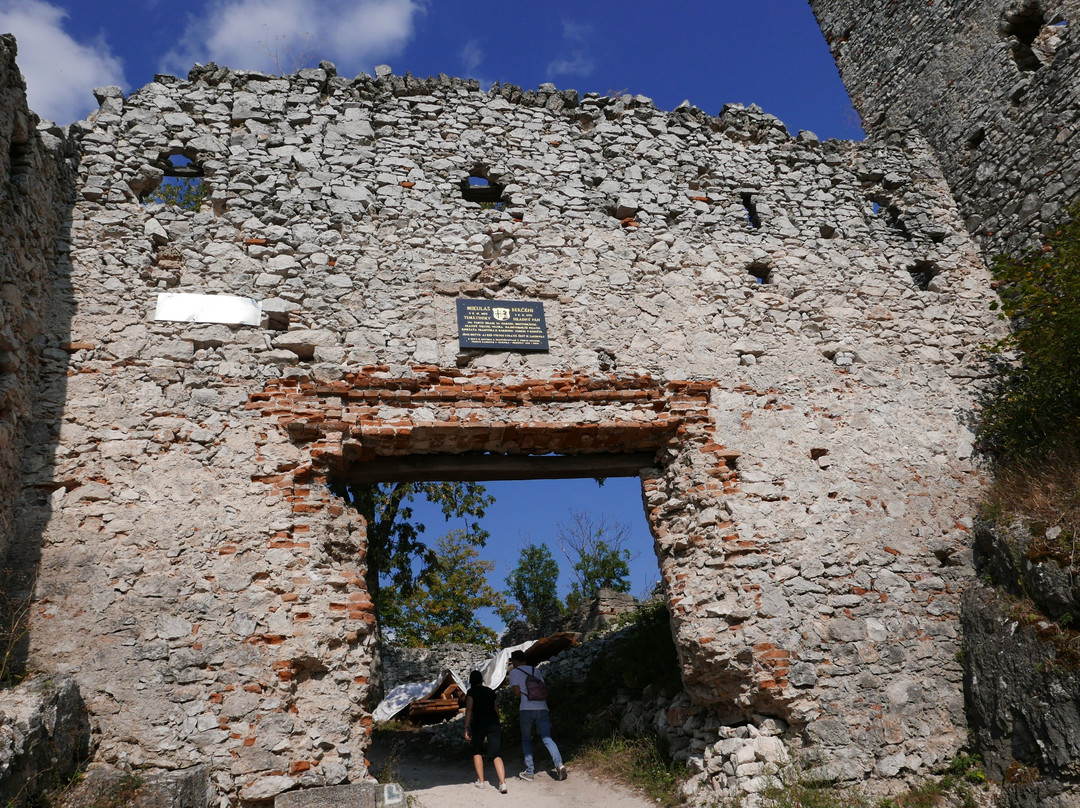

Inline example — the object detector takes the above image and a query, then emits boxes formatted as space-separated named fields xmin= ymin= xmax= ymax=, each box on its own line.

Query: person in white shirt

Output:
xmin=508 ymin=650 xmax=566 ymax=781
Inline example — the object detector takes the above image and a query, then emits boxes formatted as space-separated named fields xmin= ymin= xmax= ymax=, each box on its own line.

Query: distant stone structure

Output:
xmin=810 ymin=0 xmax=1080 ymax=257
xmin=0 ymin=25 xmax=1016 ymax=808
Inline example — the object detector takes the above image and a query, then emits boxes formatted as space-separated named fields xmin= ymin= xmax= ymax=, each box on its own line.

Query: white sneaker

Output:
xmin=499 ymin=782 xmax=508 ymax=794
xmin=518 ymin=771 xmax=534 ymax=782
xmin=473 ymin=780 xmax=486 ymax=789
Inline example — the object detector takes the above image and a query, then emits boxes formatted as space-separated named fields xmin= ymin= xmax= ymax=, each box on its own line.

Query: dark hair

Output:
xmin=469 ymin=670 xmax=483 ymax=687
xmin=510 ymin=650 xmax=525 ymax=662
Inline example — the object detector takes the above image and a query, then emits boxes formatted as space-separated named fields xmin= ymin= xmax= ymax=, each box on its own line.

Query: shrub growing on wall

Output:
xmin=980 ymin=202 xmax=1080 ymax=462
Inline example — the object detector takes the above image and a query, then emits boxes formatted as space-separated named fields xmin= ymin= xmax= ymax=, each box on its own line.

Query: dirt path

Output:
xmin=372 ymin=749 xmax=661 ymax=808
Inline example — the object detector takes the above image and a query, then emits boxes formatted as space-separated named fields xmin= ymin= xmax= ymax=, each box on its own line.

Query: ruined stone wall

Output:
xmin=379 ymin=644 xmax=489 ymax=694
xmin=0 ymin=35 xmax=74 ymax=579
xmin=11 ymin=58 xmax=1004 ymax=805
xmin=810 ymin=0 xmax=1080 ymax=257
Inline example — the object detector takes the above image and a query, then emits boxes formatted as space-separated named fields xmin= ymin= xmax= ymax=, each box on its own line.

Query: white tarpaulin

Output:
xmin=154 ymin=292 xmax=262 ymax=326
xmin=476 ymin=640 xmax=534 ymax=689
xmin=371 ymin=641 xmax=537 ymax=723
xmin=371 ymin=669 xmax=467 ymax=723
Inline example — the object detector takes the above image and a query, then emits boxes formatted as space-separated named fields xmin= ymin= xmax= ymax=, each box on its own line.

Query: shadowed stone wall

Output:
xmin=810 ymin=0 xmax=1080 ymax=257
xmin=0 ymin=35 xmax=74 ymax=585
xmin=0 ymin=36 xmax=77 ymax=733
xmin=2 ymin=54 xmax=1002 ymax=805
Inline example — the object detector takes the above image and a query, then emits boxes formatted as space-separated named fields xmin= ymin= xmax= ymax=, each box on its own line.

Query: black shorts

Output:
xmin=470 ymin=722 xmax=502 ymax=757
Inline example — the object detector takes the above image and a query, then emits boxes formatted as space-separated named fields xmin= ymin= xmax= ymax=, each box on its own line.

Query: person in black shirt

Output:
xmin=464 ymin=669 xmax=507 ymax=793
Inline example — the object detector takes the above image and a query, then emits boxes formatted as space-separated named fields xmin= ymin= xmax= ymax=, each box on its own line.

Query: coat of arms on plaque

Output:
xmin=492 ymin=307 xmax=510 ymax=321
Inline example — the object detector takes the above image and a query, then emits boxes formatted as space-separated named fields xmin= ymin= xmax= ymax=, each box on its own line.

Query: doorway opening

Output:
xmin=331 ymin=470 xmax=659 ymax=654
xmin=251 ymin=369 xmax=757 ymax=749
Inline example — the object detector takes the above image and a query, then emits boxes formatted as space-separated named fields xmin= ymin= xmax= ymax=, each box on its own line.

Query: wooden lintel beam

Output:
xmin=341 ymin=452 xmax=658 ymax=483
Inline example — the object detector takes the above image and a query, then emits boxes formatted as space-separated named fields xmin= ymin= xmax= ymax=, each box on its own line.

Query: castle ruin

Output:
xmin=1 ymin=0 xmax=1073 ymax=802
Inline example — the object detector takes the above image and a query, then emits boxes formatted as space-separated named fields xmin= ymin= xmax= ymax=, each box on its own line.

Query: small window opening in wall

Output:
xmin=460 ymin=173 xmax=506 ymax=210
xmin=1004 ymin=5 xmax=1048 ymax=70
xmin=870 ymin=201 xmax=882 ymax=216
xmin=747 ymin=261 xmax=772 ymax=285
xmin=8 ymin=138 xmax=32 ymax=182
xmin=965 ymin=127 xmax=986 ymax=150
xmin=146 ymin=154 xmax=209 ymax=211
xmin=907 ymin=260 xmax=940 ymax=291
xmin=741 ymin=192 xmax=761 ymax=229
xmin=885 ymin=204 xmax=911 ymax=240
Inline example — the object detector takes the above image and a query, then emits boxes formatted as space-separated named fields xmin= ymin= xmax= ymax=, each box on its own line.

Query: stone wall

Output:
xmin=2 ymin=54 xmax=1004 ymax=805
xmin=0 ymin=34 xmax=74 ymax=607
xmin=962 ymin=521 xmax=1080 ymax=806
xmin=0 ymin=675 xmax=91 ymax=808
xmin=379 ymin=643 xmax=491 ymax=694
xmin=809 ymin=0 xmax=1080 ymax=257
xmin=962 ymin=585 xmax=1080 ymax=808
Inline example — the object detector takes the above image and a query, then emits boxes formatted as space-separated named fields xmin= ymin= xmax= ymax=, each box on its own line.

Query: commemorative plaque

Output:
xmin=456 ymin=299 xmax=549 ymax=351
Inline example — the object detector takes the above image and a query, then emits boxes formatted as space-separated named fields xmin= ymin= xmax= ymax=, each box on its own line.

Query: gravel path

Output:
xmin=372 ymin=750 xmax=661 ymax=808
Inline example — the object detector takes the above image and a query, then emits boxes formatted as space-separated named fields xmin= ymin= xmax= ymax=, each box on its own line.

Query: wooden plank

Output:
xmin=341 ymin=452 xmax=657 ymax=483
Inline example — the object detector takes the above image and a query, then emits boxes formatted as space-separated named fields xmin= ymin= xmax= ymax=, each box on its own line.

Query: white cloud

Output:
xmin=0 ymin=0 xmax=126 ymax=124
xmin=459 ymin=38 xmax=482 ymax=76
xmin=456 ymin=38 xmax=495 ymax=89
xmin=547 ymin=53 xmax=593 ymax=79
xmin=546 ymin=18 xmax=593 ymax=80
xmin=163 ymin=0 xmax=424 ymax=77
xmin=561 ymin=20 xmax=592 ymax=42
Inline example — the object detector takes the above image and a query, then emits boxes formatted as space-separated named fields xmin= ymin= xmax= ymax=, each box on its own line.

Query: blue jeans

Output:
xmin=519 ymin=709 xmax=562 ymax=773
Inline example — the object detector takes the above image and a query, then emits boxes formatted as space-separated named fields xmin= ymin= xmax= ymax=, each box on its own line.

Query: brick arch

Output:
xmin=249 ymin=366 xmax=717 ymax=471
xmin=247 ymin=366 xmax=801 ymax=725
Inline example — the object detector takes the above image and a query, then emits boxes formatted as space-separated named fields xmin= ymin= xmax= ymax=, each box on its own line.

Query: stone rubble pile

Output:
xmin=683 ymin=721 xmax=791 ymax=806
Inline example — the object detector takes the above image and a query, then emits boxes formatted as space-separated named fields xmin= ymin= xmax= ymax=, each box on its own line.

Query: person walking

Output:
xmin=464 ymin=669 xmax=508 ymax=793
xmin=508 ymin=650 xmax=566 ymax=781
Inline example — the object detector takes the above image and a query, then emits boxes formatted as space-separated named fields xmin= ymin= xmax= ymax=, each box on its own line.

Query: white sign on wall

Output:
xmin=154 ymin=293 xmax=262 ymax=326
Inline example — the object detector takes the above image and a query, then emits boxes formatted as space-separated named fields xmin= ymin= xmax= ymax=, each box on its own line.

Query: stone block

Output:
xmin=276 ymin=782 xmax=405 ymax=808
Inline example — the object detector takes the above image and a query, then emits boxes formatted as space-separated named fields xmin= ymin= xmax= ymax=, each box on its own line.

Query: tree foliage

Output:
xmin=980 ymin=203 xmax=1080 ymax=461
xmin=383 ymin=530 xmax=507 ymax=647
xmin=556 ymin=510 xmax=633 ymax=611
xmin=148 ymin=177 xmax=209 ymax=211
xmin=501 ymin=542 xmax=563 ymax=632
xmin=330 ymin=481 xmax=493 ymax=618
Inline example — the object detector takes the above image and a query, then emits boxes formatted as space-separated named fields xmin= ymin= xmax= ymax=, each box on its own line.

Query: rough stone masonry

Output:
xmin=1 ymin=36 xmax=1005 ymax=806
xmin=810 ymin=0 xmax=1080 ymax=258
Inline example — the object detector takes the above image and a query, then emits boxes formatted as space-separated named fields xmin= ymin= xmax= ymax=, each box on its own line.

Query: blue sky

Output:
xmin=411 ymin=477 xmax=661 ymax=626
xmin=1 ymin=0 xmax=863 ymax=632
xmin=0 ymin=0 xmax=862 ymax=140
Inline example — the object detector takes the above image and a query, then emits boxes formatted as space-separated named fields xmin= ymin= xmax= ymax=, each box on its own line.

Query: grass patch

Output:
xmin=873 ymin=755 xmax=987 ymax=808
xmin=980 ymin=445 xmax=1080 ymax=573
xmin=749 ymin=755 xmax=988 ymax=808
xmin=0 ymin=570 xmax=37 ymax=687
xmin=574 ymin=736 xmax=682 ymax=808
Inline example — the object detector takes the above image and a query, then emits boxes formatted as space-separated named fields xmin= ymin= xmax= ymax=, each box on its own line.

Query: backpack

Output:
xmin=523 ymin=666 xmax=548 ymax=701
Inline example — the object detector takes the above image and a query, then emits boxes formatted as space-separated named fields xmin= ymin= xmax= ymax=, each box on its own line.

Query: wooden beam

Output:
xmin=340 ymin=453 xmax=658 ymax=483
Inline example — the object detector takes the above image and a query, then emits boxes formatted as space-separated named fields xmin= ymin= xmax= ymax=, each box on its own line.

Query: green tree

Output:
xmin=385 ymin=530 xmax=508 ymax=647
xmin=501 ymin=542 xmax=563 ymax=632
xmin=331 ymin=481 xmax=493 ymax=619
xmin=148 ymin=176 xmax=209 ymax=211
xmin=556 ymin=510 xmax=633 ymax=612
xmin=981 ymin=202 xmax=1080 ymax=460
